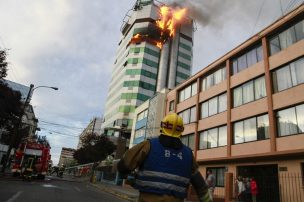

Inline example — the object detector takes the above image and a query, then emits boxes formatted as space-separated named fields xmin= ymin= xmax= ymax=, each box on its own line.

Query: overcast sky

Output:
xmin=0 ymin=0 xmax=302 ymax=165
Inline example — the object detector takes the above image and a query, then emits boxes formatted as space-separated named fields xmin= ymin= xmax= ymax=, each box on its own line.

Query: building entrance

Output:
xmin=237 ymin=164 xmax=280 ymax=202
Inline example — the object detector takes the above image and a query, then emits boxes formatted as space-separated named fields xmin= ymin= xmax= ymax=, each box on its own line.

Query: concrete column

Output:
xmin=226 ymin=59 xmax=232 ymax=157
xmin=262 ymin=37 xmax=277 ymax=152
xmin=157 ymin=41 xmax=170 ymax=92
xmin=168 ymin=31 xmax=180 ymax=89
xmin=225 ymin=172 xmax=234 ymax=202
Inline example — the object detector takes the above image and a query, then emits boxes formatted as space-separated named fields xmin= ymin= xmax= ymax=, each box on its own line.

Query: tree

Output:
xmin=0 ymin=50 xmax=8 ymax=79
xmin=0 ymin=49 xmax=23 ymax=146
xmin=73 ymin=133 xmax=116 ymax=164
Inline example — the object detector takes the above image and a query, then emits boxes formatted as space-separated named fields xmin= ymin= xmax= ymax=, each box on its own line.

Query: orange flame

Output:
xmin=157 ymin=6 xmax=187 ymax=38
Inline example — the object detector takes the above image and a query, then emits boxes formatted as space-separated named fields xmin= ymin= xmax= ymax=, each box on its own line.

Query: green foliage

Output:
xmin=0 ymin=50 xmax=8 ymax=79
xmin=73 ymin=133 xmax=116 ymax=164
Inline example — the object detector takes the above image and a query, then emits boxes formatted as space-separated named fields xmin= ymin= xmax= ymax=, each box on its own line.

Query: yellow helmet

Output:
xmin=160 ymin=113 xmax=184 ymax=138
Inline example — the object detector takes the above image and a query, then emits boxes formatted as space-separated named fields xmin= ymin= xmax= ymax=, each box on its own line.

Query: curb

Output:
xmin=90 ymin=183 xmax=138 ymax=202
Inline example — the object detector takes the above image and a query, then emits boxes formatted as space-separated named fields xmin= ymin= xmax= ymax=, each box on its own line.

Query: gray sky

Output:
xmin=0 ymin=0 xmax=302 ymax=165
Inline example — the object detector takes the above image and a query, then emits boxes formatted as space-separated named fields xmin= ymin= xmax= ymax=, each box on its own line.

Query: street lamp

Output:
xmin=1 ymin=84 xmax=58 ymax=173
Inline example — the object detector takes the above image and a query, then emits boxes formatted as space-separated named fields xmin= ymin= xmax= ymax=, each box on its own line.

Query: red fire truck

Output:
xmin=12 ymin=140 xmax=51 ymax=179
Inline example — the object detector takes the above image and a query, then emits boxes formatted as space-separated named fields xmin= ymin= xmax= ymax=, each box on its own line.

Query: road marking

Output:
xmin=42 ymin=184 xmax=57 ymax=188
xmin=6 ymin=191 xmax=22 ymax=202
xmin=74 ymin=186 xmax=81 ymax=192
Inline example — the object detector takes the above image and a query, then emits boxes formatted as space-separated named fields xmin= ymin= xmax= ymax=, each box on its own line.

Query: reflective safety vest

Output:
xmin=135 ymin=138 xmax=192 ymax=199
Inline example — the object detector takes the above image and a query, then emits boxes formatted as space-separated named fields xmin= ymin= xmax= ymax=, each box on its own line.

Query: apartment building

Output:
xmin=165 ymin=5 xmax=304 ymax=202
xmin=58 ymin=147 xmax=75 ymax=167
xmin=77 ymin=117 xmax=102 ymax=149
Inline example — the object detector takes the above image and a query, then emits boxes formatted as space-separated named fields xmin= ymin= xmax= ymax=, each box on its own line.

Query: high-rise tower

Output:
xmin=102 ymin=0 xmax=193 ymax=136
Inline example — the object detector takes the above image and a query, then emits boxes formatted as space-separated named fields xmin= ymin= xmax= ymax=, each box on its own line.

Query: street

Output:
xmin=0 ymin=177 xmax=128 ymax=202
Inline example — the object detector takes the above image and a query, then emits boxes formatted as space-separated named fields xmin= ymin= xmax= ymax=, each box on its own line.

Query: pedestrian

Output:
xmin=117 ymin=113 xmax=212 ymax=202
xmin=236 ymin=176 xmax=245 ymax=201
xmin=206 ymin=170 xmax=215 ymax=201
xmin=250 ymin=177 xmax=258 ymax=202
xmin=244 ymin=177 xmax=251 ymax=202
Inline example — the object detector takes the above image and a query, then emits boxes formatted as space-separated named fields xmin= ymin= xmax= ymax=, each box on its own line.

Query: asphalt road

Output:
xmin=0 ymin=177 xmax=128 ymax=202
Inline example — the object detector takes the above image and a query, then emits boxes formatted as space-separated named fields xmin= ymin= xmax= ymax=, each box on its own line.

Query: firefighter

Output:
xmin=117 ymin=113 xmax=212 ymax=202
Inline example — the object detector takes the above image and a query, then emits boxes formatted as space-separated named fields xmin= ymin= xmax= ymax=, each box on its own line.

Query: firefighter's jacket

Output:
xmin=134 ymin=138 xmax=192 ymax=198
xmin=118 ymin=135 xmax=209 ymax=201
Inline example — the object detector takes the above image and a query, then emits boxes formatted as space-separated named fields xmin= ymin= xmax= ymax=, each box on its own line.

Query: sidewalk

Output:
xmin=91 ymin=180 xmax=139 ymax=202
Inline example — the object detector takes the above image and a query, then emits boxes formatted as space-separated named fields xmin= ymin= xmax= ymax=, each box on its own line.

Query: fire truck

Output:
xmin=12 ymin=138 xmax=51 ymax=179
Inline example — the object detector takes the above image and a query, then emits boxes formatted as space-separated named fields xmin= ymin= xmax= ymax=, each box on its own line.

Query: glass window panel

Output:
xmin=214 ymin=69 xmax=222 ymax=85
xmin=270 ymin=36 xmax=281 ymax=55
xmin=179 ymin=90 xmax=185 ymax=102
xmin=256 ymin=45 xmax=263 ymax=62
xmin=290 ymin=58 xmax=304 ymax=86
xmin=208 ymin=128 xmax=218 ymax=148
xmin=209 ymin=97 xmax=218 ymax=116
xmin=184 ymin=86 xmax=191 ymax=100
xmin=189 ymin=134 xmax=195 ymax=150
xmin=277 ymin=107 xmax=298 ymax=136
xmin=275 ymin=66 xmax=293 ymax=92
xmin=244 ymin=117 xmax=257 ymax=142
xmin=233 ymin=87 xmax=243 ymax=107
xmin=257 ymin=114 xmax=269 ymax=140
xmin=190 ymin=107 xmax=196 ymax=123
xmin=216 ymin=168 xmax=225 ymax=187
xmin=237 ymin=54 xmax=247 ymax=72
xmin=206 ymin=75 xmax=213 ymax=90
xmin=202 ymin=78 xmax=207 ymax=91
xmin=296 ymin=104 xmax=304 ymax=134
xmin=183 ymin=109 xmax=190 ymax=124
xmin=242 ymin=81 xmax=254 ymax=104
xmin=246 ymin=48 xmax=257 ymax=67
xmin=234 ymin=121 xmax=244 ymax=144
xmin=279 ymin=27 xmax=297 ymax=50
xmin=295 ymin=20 xmax=304 ymax=41
xmin=202 ymin=102 xmax=209 ymax=118
xmin=232 ymin=59 xmax=238 ymax=74
xmin=181 ymin=136 xmax=188 ymax=145
xmin=191 ymin=82 xmax=197 ymax=96
xmin=218 ymin=126 xmax=227 ymax=146
xmin=254 ymin=76 xmax=266 ymax=99
xmin=218 ymin=93 xmax=227 ymax=113
xmin=222 ymin=67 xmax=227 ymax=80
xmin=200 ymin=131 xmax=208 ymax=149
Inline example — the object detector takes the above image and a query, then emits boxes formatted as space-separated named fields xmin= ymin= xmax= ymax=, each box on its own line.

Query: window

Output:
xmin=270 ymin=19 xmax=304 ymax=55
xmin=137 ymin=109 xmax=148 ymax=121
xmin=206 ymin=167 xmax=225 ymax=187
xmin=273 ymin=57 xmax=304 ymax=92
xmin=202 ymin=66 xmax=226 ymax=91
xmin=233 ymin=76 xmax=266 ymax=107
xmin=134 ymin=127 xmax=145 ymax=139
xmin=178 ymin=106 xmax=196 ymax=125
xmin=201 ymin=93 xmax=227 ymax=118
xmin=179 ymin=82 xmax=197 ymax=102
xmin=277 ymin=103 xmax=304 ymax=137
xmin=169 ymin=101 xmax=174 ymax=111
xmin=232 ymin=45 xmax=263 ymax=74
xmin=199 ymin=125 xmax=227 ymax=149
xmin=181 ymin=134 xmax=195 ymax=150
xmin=233 ymin=114 xmax=269 ymax=144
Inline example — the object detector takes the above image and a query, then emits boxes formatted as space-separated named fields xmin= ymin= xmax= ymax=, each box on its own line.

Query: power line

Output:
xmin=251 ymin=0 xmax=267 ymax=36
xmin=39 ymin=120 xmax=87 ymax=130
xmin=40 ymin=127 xmax=80 ymax=138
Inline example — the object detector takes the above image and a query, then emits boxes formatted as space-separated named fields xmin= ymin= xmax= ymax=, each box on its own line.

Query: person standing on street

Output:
xmin=117 ymin=113 xmax=212 ymax=202
xmin=206 ymin=170 xmax=216 ymax=201
xmin=250 ymin=177 xmax=258 ymax=202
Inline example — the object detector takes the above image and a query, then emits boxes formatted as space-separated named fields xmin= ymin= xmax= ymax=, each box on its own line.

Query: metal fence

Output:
xmin=232 ymin=173 xmax=304 ymax=202
xmin=279 ymin=173 xmax=304 ymax=202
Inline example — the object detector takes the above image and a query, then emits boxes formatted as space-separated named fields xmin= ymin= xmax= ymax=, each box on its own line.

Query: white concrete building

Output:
xmin=102 ymin=0 xmax=193 ymax=137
